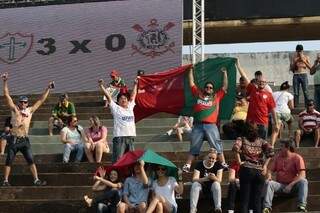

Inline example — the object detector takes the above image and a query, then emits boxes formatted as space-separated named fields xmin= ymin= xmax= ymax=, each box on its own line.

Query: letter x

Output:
xmin=69 ymin=40 xmax=91 ymax=54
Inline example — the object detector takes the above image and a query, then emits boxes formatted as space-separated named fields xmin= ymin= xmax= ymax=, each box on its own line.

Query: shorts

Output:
xmin=5 ymin=136 xmax=34 ymax=166
xmin=276 ymin=112 xmax=292 ymax=123
xmin=190 ymin=123 xmax=223 ymax=156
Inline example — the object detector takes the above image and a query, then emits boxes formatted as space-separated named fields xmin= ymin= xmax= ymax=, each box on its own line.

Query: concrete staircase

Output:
xmin=0 ymin=91 xmax=319 ymax=213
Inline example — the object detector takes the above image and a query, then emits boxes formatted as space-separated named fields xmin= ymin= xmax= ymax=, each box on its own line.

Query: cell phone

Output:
xmin=50 ymin=81 xmax=55 ymax=89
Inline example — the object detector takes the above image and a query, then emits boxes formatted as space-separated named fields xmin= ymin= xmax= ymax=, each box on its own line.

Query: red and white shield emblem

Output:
xmin=0 ymin=32 xmax=33 ymax=64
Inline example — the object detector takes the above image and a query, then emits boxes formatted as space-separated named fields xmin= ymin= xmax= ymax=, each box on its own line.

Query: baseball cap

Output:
xmin=19 ymin=96 xmax=28 ymax=102
xmin=60 ymin=93 xmax=68 ymax=100
xmin=110 ymin=70 xmax=119 ymax=77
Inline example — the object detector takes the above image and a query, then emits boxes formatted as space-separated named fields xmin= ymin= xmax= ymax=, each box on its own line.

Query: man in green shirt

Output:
xmin=48 ymin=93 xmax=76 ymax=136
xmin=310 ymin=53 xmax=320 ymax=111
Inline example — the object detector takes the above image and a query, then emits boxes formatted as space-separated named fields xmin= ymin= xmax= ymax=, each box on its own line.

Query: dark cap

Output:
xmin=280 ymin=81 xmax=290 ymax=90
xmin=296 ymin=44 xmax=303 ymax=52
xmin=60 ymin=93 xmax=68 ymax=100
xmin=19 ymin=96 xmax=28 ymax=102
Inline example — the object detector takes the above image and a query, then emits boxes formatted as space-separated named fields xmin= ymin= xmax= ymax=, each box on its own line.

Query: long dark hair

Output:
xmin=243 ymin=122 xmax=259 ymax=142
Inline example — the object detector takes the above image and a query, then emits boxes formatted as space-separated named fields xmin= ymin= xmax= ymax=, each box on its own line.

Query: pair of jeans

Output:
xmin=190 ymin=123 xmax=223 ymax=156
xmin=112 ymin=137 xmax=134 ymax=163
xmin=190 ymin=181 xmax=221 ymax=212
xmin=257 ymin=124 xmax=268 ymax=140
xmin=293 ymin=73 xmax=309 ymax=106
xmin=94 ymin=190 xmax=121 ymax=213
xmin=263 ymin=179 xmax=308 ymax=209
xmin=314 ymin=85 xmax=320 ymax=111
xmin=239 ymin=166 xmax=265 ymax=213
xmin=63 ymin=143 xmax=84 ymax=163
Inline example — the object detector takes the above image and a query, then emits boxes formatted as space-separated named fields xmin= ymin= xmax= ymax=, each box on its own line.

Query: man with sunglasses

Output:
xmin=294 ymin=99 xmax=320 ymax=148
xmin=182 ymin=66 xmax=228 ymax=173
xmin=1 ymin=72 xmax=53 ymax=186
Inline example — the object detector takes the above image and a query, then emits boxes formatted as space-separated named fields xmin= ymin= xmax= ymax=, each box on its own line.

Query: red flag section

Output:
xmin=134 ymin=64 xmax=192 ymax=122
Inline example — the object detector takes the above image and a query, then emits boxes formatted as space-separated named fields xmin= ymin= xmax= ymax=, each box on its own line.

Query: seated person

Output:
xmin=103 ymin=70 xmax=128 ymax=107
xmin=60 ymin=116 xmax=86 ymax=163
xmin=48 ymin=93 xmax=76 ymax=136
xmin=84 ymin=167 xmax=122 ymax=213
xmin=222 ymin=92 xmax=248 ymax=139
xmin=294 ymin=100 xmax=320 ymax=148
xmin=84 ymin=116 xmax=109 ymax=163
xmin=166 ymin=116 xmax=193 ymax=142
xmin=270 ymin=81 xmax=294 ymax=147
xmin=263 ymin=139 xmax=308 ymax=213
xmin=146 ymin=166 xmax=183 ymax=213
xmin=118 ymin=160 xmax=150 ymax=213
xmin=0 ymin=117 xmax=12 ymax=155
xmin=190 ymin=148 xmax=223 ymax=213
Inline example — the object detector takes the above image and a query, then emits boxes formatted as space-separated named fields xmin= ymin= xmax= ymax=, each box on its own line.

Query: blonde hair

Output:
xmin=208 ymin=148 xmax=217 ymax=154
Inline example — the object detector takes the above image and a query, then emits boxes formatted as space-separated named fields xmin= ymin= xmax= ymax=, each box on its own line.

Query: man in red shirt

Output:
xmin=182 ymin=66 xmax=228 ymax=172
xmin=235 ymin=59 xmax=279 ymax=139
xmin=263 ymin=139 xmax=308 ymax=213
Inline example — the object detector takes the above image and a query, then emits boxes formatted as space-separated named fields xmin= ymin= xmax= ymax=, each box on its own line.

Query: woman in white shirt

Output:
xmin=146 ymin=166 xmax=183 ymax=213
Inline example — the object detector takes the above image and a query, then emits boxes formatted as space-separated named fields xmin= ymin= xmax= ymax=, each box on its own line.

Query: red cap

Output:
xmin=110 ymin=70 xmax=119 ymax=77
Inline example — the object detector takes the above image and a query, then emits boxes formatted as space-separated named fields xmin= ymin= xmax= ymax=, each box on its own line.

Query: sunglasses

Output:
xmin=20 ymin=101 xmax=28 ymax=104
xmin=72 ymin=120 xmax=78 ymax=123
xmin=157 ymin=167 xmax=166 ymax=171
xmin=205 ymin=86 xmax=213 ymax=89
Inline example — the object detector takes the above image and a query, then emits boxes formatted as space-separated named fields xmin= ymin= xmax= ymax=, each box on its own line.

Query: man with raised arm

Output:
xmin=99 ymin=77 xmax=138 ymax=163
xmin=182 ymin=66 xmax=228 ymax=172
xmin=1 ymin=72 xmax=53 ymax=186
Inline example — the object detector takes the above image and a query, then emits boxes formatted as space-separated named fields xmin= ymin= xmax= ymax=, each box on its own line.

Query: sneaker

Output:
xmin=34 ymin=179 xmax=47 ymax=186
xmin=262 ymin=208 xmax=271 ymax=213
xmin=214 ymin=208 xmax=222 ymax=213
xmin=221 ymin=162 xmax=229 ymax=171
xmin=2 ymin=181 xmax=10 ymax=186
xmin=182 ymin=164 xmax=191 ymax=173
xmin=297 ymin=205 xmax=307 ymax=212
xmin=166 ymin=129 xmax=173 ymax=136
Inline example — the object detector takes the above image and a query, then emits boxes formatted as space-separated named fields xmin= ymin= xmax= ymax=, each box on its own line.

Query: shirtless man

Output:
xmin=1 ymin=72 xmax=53 ymax=186
xmin=290 ymin=44 xmax=311 ymax=107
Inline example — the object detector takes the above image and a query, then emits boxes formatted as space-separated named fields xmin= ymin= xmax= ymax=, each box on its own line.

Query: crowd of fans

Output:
xmin=0 ymin=44 xmax=318 ymax=213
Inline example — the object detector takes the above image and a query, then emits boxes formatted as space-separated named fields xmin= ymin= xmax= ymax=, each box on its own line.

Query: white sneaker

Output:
xmin=166 ymin=129 xmax=173 ymax=136
xmin=182 ymin=164 xmax=191 ymax=173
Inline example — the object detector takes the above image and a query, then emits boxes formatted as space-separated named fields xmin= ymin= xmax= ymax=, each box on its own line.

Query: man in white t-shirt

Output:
xmin=99 ymin=78 xmax=138 ymax=163
xmin=270 ymin=81 xmax=294 ymax=147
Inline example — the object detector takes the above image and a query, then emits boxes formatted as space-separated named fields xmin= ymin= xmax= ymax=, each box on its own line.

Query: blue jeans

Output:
xmin=112 ymin=137 xmax=134 ymax=163
xmin=190 ymin=123 xmax=222 ymax=156
xmin=263 ymin=179 xmax=308 ymax=209
xmin=314 ymin=85 xmax=320 ymax=111
xmin=257 ymin=124 xmax=268 ymax=140
xmin=63 ymin=143 xmax=84 ymax=163
xmin=293 ymin=73 xmax=309 ymax=106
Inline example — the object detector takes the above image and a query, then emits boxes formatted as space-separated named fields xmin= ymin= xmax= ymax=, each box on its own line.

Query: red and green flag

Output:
xmin=134 ymin=57 xmax=237 ymax=122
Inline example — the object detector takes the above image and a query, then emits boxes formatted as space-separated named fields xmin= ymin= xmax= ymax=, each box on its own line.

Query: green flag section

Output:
xmin=134 ymin=57 xmax=237 ymax=122
xmin=100 ymin=150 xmax=178 ymax=179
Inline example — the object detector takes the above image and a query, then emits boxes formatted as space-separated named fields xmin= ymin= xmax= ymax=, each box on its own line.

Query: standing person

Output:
xmin=182 ymin=66 xmax=228 ymax=172
xmin=232 ymin=123 xmax=274 ymax=213
xmin=0 ymin=117 xmax=12 ymax=155
xmin=290 ymin=44 xmax=311 ymax=106
xmin=84 ymin=116 xmax=109 ymax=163
xmin=189 ymin=148 xmax=224 ymax=213
xmin=84 ymin=167 xmax=122 ymax=213
xmin=146 ymin=166 xmax=183 ymax=213
xmin=310 ymin=53 xmax=320 ymax=111
xmin=1 ymin=72 xmax=53 ymax=186
xmin=263 ymin=139 xmax=308 ymax=213
xmin=60 ymin=116 xmax=86 ymax=163
xmin=48 ymin=93 xmax=76 ymax=136
xmin=236 ymin=59 xmax=279 ymax=139
xmin=118 ymin=160 xmax=150 ymax=213
xmin=103 ymin=70 xmax=128 ymax=107
xmin=294 ymin=100 xmax=320 ymax=148
xmin=270 ymin=81 xmax=294 ymax=147
xmin=99 ymin=78 xmax=138 ymax=163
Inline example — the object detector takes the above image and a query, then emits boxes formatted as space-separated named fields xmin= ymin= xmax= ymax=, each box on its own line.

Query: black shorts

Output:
xmin=5 ymin=136 xmax=34 ymax=166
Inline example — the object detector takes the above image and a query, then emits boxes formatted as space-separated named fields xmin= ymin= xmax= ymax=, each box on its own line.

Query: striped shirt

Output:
xmin=299 ymin=110 xmax=320 ymax=130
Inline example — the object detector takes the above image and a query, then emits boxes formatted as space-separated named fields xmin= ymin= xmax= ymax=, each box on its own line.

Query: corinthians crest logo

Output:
xmin=0 ymin=32 xmax=33 ymax=64
xmin=131 ymin=19 xmax=175 ymax=58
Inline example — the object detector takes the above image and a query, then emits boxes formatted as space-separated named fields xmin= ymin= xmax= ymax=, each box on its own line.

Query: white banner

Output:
xmin=0 ymin=0 xmax=182 ymax=94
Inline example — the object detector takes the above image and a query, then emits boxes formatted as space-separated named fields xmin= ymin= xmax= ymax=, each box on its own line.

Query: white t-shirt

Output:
xmin=152 ymin=177 xmax=178 ymax=208
xmin=110 ymin=100 xmax=136 ymax=137
xmin=272 ymin=91 xmax=294 ymax=114
xmin=61 ymin=125 xmax=84 ymax=144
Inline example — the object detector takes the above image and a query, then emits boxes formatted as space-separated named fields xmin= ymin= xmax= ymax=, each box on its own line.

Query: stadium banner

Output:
xmin=0 ymin=0 xmax=182 ymax=95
